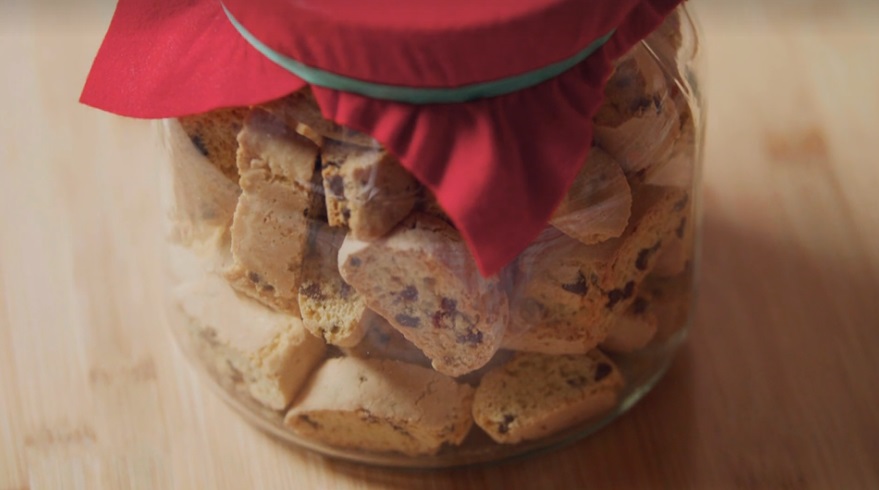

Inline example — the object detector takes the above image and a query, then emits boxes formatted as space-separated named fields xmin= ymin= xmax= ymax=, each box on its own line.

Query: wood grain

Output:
xmin=2 ymin=0 xmax=878 ymax=488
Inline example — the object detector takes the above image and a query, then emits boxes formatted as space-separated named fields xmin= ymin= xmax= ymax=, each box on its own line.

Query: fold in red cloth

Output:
xmin=81 ymin=0 xmax=682 ymax=275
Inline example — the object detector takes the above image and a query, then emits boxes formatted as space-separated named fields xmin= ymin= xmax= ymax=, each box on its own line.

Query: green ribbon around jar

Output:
xmin=222 ymin=4 xmax=615 ymax=104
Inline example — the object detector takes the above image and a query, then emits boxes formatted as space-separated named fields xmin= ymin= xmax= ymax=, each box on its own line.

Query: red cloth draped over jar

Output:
xmin=81 ymin=0 xmax=683 ymax=276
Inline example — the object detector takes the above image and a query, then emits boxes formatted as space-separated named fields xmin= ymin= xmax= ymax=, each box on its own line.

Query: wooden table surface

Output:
xmin=2 ymin=0 xmax=878 ymax=488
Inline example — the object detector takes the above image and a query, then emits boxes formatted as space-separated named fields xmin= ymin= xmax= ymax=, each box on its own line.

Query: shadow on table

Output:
xmin=271 ymin=205 xmax=879 ymax=488
xmin=317 ymin=347 xmax=695 ymax=489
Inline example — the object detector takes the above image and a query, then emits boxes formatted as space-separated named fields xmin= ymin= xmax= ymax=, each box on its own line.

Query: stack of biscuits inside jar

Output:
xmin=161 ymin=8 xmax=702 ymax=466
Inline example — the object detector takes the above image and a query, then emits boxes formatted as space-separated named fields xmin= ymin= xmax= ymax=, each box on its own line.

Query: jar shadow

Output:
xmin=260 ymin=200 xmax=879 ymax=486
xmin=315 ymin=206 xmax=879 ymax=487
xmin=305 ymin=347 xmax=695 ymax=488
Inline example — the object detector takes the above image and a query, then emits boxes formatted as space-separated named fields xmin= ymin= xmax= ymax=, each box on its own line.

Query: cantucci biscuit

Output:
xmin=172 ymin=247 xmax=326 ymax=411
xmin=298 ymin=223 xmax=368 ymax=347
xmin=285 ymin=357 xmax=474 ymax=456
xmin=505 ymin=186 xmax=690 ymax=354
xmin=320 ymin=140 xmax=419 ymax=240
xmin=179 ymin=107 xmax=249 ymax=182
xmin=225 ymin=108 xmax=322 ymax=315
xmin=338 ymin=214 xmax=509 ymax=377
xmin=472 ymin=351 xmax=623 ymax=444
xmin=550 ymin=147 xmax=632 ymax=245
xmin=594 ymin=47 xmax=680 ymax=175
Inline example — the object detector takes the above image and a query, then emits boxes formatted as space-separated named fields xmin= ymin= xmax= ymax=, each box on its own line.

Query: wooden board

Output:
xmin=1 ymin=0 xmax=878 ymax=487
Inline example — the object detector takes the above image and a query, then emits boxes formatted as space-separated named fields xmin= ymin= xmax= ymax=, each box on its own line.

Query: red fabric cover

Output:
xmin=80 ymin=0 xmax=306 ymax=117
xmin=81 ymin=0 xmax=682 ymax=275
xmin=223 ymin=0 xmax=643 ymax=87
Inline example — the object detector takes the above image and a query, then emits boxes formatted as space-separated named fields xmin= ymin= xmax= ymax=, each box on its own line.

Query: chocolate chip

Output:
xmin=300 ymin=283 xmax=324 ymax=301
xmin=359 ymin=411 xmax=381 ymax=424
xmin=633 ymin=168 xmax=647 ymax=182
xmin=457 ymin=329 xmax=483 ymax=345
xmin=328 ymin=175 xmax=345 ymax=197
xmin=561 ymin=272 xmax=589 ymax=296
xmin=606 ymin=281 xmax=635 ymax=309
xmin=673 ymin=195 xmax=690 ymax=212
xmin=595 ymin=363 xmax=613 ymax=382
xmin=394 ymin=314 xmax=421 ymax=328
xmin=623 ymin=281 xmax=635 ymax=298
xmin=349 ymin=257 xmax=362 ymax=267
xmin=372 ymin=329 xmax=391 ymax=346
xmin=652 ymin=94 xmax=664 ymax=114
xmin=339 ymin=282 xmax=354 ymax=299
xmin=630 ymin=96 xmax=654 ymax=115
xmin=248 ymin=272 xmax=261 ymax=284
xmin=498 ymin=414 xmax=516 ymax=434
xmin=633 ymin=296 xmax=649 ymax=315
xmin=607 ymin=291 xmax=624 ymax=309
xmin=299 ymin=415 xmax=320 ymax=430
xmin=189 ymin=135 xmax=209 ymax=156
xmin=342 ymin=208 xmax=351 ymax=221
xmin=636 ymin=242 xmax=662 ymax=270
xmin=390 ymin=423 xmax=412 ymax=437
xmin=400 ymin=286 xmax=418 ymax=302
xmin=676 ymin=218 xmax=688 ymax=239
xmin=431 ymin=311 xmax=445 ymax=329
xmin=441 ymin=297 xmax=458 ymax=313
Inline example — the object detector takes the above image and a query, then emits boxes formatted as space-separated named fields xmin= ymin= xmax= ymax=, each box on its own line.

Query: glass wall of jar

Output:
xmin=159 ymin=6 xmax=704 ymax=467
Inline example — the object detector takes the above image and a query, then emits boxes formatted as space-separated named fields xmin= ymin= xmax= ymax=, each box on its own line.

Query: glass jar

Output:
xmin=158 ymin=6 xmax=703 ymax=467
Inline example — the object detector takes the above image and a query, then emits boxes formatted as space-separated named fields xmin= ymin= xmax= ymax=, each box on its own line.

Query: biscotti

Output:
xmin=342 ymin=311 xmax=432 ymax=367
xmin=338 ymin=214 xmax=510 ymax=376
xmin=600 ymin=292 xmax=659 ymax=353
xmin=594 ymin=47 xmax=680 ymax=175
xmin=285 ymin=357 xmax=474 ymax=456
xmin=225 ymin=108 xmax=322 ymax=314
xmin=641 ymin=274 xmax=693 ymax=341
xmin=172 ymin=246 xmax=326 ymax=411
xmin=503 ymin=228 xmax=617 ymax=354
xmin=550 ymin=147 xmax=632 ymax=245
xmin=644 ymin=99 xmax=697 ymax=189
xmin=505 ymin=186 xmax=689 ymax=354
xmin=178 ymin=107 xmax=249 ymax=182
xmin=320 ymin=139 xmax=419 ymax=240
xmin=261 ymin=87 xmax=377 ymax=147
xmin=652 ymin=202 xmax=694 ymax=277
xmin=297 ymin=223 xmax=368 ymax=347
xmin=162 ymin=119 xmax=240 ymax=252
xmin=472 ymin=351 xmax=623 ymax=444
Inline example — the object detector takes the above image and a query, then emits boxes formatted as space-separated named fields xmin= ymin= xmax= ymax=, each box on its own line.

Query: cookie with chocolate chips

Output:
xmin=298 ymin=223 xmax=369 ymax=347
xmin=285 ymin=357 xmax=474 ymax=456
xmin=338 ymin=213 xmax=509 ymax=377
xmin=320 ymin=139 xmax=419 ymax=240
xmin=225 ymin=108 xmax=323 ymax=315
xmin=472 ymin=350 xmax=623 ymax=444
xmin=505 ymin=185 xmax=691 ymax=355
xmin=593 ymin=46 xmax=681 ymax=175
xmin=178 ymin=107 xmax=249 ymax=182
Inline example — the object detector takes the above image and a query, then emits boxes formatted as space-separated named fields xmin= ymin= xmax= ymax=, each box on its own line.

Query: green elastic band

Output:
xmin=223 ymin=4 xmax=614 ymax=104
